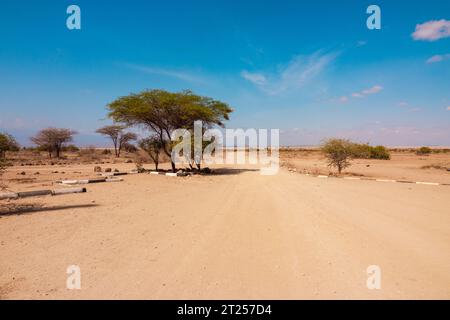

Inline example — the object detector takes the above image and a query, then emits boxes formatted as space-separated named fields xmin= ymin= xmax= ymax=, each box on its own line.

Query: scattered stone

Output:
xmin=94 ymin=166 xmax=102 ymax=173
xmin=34 ymin=172 xmax=40 ymax=175
xmin=104 ymin=168 xmax=112 ymax=172
xmin=20 ymin=171 xmax=26 ymax=175
xmin=126 ymin=159 xmax=133 ymax=163
xmin=114 ymin=168 xmax=119 ymax=173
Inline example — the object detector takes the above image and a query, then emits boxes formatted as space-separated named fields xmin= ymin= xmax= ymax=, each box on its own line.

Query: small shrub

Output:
xmin=348 ymin=143 xmax=390 ymax=160
xmin=369 ymin=146 xmax=391 ymax=160
xmin=134 ymin=155 xmax=145 ymax=173
xmin=62 ymin=144 xmax=80 ymax=152
xmin=349 ymin=143 xmax=372 ymax=159
xmin=0 ymin=157 xmax=10 ymax=190
xmin=321 ymin=138 xmax=353 ymax=174
xmin=417 ymin=147 xmax=432 ymax=155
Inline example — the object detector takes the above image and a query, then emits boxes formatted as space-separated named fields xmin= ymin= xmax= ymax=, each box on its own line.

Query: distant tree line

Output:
xmin=0 ymin=89 xmax=233 ymax=173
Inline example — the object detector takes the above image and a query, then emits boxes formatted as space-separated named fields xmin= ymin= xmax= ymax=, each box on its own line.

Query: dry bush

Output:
xmin=31 ymin=127 xmax=77 ymax=158
xmin=78 ymin=146 xmax=102 ymax=162
xmin=133 ymin=150 xmax=150 ymax=172
xmin=0 ymin=157 xmax=10 ymax=190
xmin=416 ymin=147 xmax=432 ymax=155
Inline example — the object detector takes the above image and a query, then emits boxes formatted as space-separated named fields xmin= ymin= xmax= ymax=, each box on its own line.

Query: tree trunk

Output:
xmin=155 ymin=162 xmax=159 ymax=171
xmin=112 ymin=138 xmax=119 ymax=157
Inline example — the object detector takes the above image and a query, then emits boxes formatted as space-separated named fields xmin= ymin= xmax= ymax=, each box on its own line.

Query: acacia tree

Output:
xmin=0 ymin=133 xmax=18 ymax=189
xmin=107 ymin=89 xmax=233 ymax=172
xmin=96 ymin=125 xmax=137 ymax=157
xmin=139 ymin=135 xmax=165 ymax=171
xmin=31 ymin=128 xmax=77 ymax=158
xmin=321 ymin=138 xmax=353 ymax=174
xmin=0 ymin=133 xmax=20 ymax=158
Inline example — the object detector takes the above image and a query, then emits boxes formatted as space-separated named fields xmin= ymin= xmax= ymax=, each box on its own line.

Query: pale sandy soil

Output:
xmin=0 ymin=154 xmax=449 ymax=299
xmin=282 ymin=151 xmax=450 ymax=184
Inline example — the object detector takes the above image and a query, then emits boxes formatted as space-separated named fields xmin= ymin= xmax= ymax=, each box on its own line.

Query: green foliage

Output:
xmin=0 ymin=132 xmax=20 ymax=157
xmin=417 ymin=146 xmax=432 ymax=155
xmin=349 ymin=143 xmax=372 ymax=159
xmin=369 ymin=145 xmax=391 ymax=160
xmin=108 ymin=90 xmax=233 ymax=130
xmin=348 ymin=142 xmax=390 ymax=160
xmin=321 ymin=138 xmax=353 ymax=174
xmin=322 ymin=139 xmax=391 ymax=173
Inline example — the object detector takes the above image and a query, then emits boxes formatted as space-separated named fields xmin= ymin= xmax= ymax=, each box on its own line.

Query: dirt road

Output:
xmin=1 ymin=167 xmax=449 ymax=299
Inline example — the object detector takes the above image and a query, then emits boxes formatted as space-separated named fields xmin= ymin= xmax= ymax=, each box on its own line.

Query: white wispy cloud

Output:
xmin=351 ymin=85 xmax=383 ymax=99
xmin=356 ymin=40 xmax=367 ymax=47
xmin=412 ymin=19 xmax=450 ymax=41
xmin=124 ymin=63 xmax=206 ymax=83
xmin=240 ymin=70 xmax=267 ymax=85
xmin=351 ymin=92 xmax=364 ymax=98
xmin=240 ymin=51 xmax=338 ymax=95
xmin=397 ymin=101 xmax=421 ymax=112
xmin=361 ymin=85 xmax=383 ymax=95
xmin=426 ymin=54 xmax=450 ymax=64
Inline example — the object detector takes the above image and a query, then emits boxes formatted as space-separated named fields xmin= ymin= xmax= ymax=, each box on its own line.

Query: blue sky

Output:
xmin=0 ymin=0 xmax=449 ymax=146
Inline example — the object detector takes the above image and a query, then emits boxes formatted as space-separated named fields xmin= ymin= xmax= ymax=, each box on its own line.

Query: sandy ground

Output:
xmin=282 ymin=151 xmax=450 ymax=184
xmin=0 ymin=154 xmax=449 ymax=299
